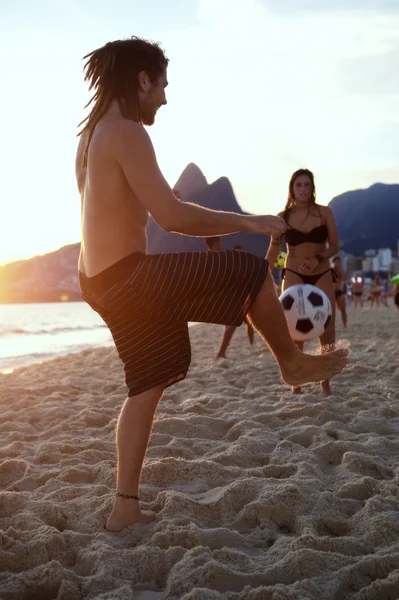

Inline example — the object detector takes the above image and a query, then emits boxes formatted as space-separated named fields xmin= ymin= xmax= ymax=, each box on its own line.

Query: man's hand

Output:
xmin=298 ymin=257 xmax=319 ymax=274
xmin=244 ymin=215 xmax=287 ymax=237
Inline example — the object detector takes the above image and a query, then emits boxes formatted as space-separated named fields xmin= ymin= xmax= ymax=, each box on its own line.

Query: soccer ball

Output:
xmin=279 ymin=284 xmax=332 ymax=341
xmin=274 ymin=251 xmax=287 ymax=269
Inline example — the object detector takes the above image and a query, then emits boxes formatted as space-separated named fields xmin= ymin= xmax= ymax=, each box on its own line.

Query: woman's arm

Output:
xmin=265 ymin=212 xmax=285 ymax=266
xmin=265 ymin=234 xmax=283 ymax=266
xmin=314 ymin=206 xmax=340 ymax=262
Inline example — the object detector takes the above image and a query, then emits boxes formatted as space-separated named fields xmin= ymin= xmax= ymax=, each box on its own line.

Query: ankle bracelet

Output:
xmin=116 ymin=492 xmax=140 ymax=501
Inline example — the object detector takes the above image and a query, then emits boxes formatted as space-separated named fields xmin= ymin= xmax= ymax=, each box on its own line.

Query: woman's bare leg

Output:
xmin=216 ymin=325 xmax=237 ymax=359
xmin=246 ymin=320 xmax=255 ymax=345
xmin=337 ymin=295 xmax=347 ymax=328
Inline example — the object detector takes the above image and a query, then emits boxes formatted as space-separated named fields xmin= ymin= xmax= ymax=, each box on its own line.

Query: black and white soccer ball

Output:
xmin=279 ymin=284 xmax=332 ymax=341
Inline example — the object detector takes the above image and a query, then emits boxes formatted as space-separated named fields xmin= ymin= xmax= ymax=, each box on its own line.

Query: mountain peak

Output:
xmin=174 ymin=163 xmax=208 ymax=198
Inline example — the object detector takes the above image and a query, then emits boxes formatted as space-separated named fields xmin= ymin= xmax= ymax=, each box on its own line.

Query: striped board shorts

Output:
xmin=79 ymin=250 xmax=268 ymax=397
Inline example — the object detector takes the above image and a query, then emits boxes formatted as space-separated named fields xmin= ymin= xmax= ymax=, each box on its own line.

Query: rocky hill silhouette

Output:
xmin=329 ymin=183 xmax=399 ymax=255
xmin=147 ymin=163 xmax=269 ymax=255
xmin=0 ymin=244 xmax=81 ymax=304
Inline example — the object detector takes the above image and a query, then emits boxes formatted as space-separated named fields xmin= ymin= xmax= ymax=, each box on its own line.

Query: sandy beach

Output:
xmin=1 ymin=304 xmax=399 ymax=600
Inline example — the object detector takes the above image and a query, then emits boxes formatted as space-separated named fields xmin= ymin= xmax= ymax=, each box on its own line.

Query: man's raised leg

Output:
xmin=292 ymin=341 xmax=304 ymax=395
xmin=106 ymin=383 xmax=164 ymax=532
xmin=247 ymin=271 xmax=348 ymax=385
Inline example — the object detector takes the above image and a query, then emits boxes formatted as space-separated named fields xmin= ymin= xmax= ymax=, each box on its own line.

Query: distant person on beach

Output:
xmin=266 ymin=169 xmax=341 ymax=396
xmin=345 ymin=282 xmax=352 ymax=307
xmin=381 ymin=279 xmax=391 ymax=307
xmin=76 ymin=38 xmax=348 ymax=532
xmin=332 ymin=256 xmax=348 ymax=328
xmin=205 ymin=241 xmax=256 ymax=357
xmin=204 ymin=236 xmax=222 ymax=252
xmin=351 ymin=277 xmax=364 ymax=308
xmin=370 ymin=277 xmax=382 ymax=308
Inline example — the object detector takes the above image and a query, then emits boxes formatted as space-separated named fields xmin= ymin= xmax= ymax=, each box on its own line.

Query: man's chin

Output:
xmin=142 ymin=115 xmax=156 ymax=126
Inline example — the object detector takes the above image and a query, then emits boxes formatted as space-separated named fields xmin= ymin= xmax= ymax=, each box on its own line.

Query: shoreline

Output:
xmin=0 ymin=322 xmax=201 ymax=376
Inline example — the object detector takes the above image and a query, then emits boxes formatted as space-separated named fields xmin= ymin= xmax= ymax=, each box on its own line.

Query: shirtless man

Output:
xmin=332 ymin=256 xmax=348 ymax=328
xmin=351 ymin=277 xmax=364 ymax=308
xmin=76 ymin=37 xmax=349 ymax=532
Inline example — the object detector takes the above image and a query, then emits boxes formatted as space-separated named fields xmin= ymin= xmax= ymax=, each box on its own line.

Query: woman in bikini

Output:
xmin=266 ymin=169 xmax=340 ymax=396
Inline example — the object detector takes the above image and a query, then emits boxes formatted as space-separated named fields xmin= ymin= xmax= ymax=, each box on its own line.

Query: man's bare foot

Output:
xmin=105 ymin=497 xmax=156 ymax=532
xmin=291 ymin=386 xmax=302 ymax=394
xmin=281 ymin=348 xmax=349 ymax=386
xmin=216 ymin=353 xmax=226 ymax=359
xmin=321 ymin=380 xmax=332 ymax=396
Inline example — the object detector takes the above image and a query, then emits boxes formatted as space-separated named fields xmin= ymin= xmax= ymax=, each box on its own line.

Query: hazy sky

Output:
xmin=1 ymin=0 xmax=398 ymax=265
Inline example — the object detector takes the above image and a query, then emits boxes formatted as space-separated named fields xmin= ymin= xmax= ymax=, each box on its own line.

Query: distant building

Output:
xmin=378 ymin=248 xmax=392 ymax=270
xmin=358 ymin=248 xmax=393 ymax=274
xmin=372 ymin=256 xmax=381 ymax=272
xmin=362 ymin=257 xmax=374 ymax=272
xmin=391 ymin=258 xmax=399 ymax=276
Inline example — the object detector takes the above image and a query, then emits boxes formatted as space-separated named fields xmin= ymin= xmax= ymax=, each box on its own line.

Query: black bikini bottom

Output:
xmin=335 ymin=290 xmax=344 ymax=300
xmin=282 ymin=267 xmax=336 ymax=286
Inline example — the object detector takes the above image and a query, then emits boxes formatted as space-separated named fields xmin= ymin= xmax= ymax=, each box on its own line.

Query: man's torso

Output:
xmin=76 ymin=119 xmax=148 ymax=277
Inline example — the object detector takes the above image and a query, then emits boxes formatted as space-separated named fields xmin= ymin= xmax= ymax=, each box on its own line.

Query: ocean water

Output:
xmin=0 ymin=302 xmax=113 ymax=374
xmin=0 ymin=302 xmax=199 ymax=374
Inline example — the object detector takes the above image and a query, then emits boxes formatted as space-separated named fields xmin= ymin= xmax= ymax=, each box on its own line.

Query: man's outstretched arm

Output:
xmin=114 ymin=122 xmax=286 ymax=238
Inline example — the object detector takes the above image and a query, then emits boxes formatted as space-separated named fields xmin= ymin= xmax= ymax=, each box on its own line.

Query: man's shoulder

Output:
xmin=94 ymin=118 xmax=147 ymax=145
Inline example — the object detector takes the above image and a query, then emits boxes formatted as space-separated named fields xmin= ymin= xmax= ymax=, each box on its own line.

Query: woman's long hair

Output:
xmin=77 ymin=37 xmax=168 ymax=167
xmin=283 ymin=169 xmax=316 ymax=221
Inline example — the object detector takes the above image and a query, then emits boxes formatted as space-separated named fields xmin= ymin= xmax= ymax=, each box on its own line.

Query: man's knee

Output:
xmin=127 ymin=383 xmax=165 ymax=406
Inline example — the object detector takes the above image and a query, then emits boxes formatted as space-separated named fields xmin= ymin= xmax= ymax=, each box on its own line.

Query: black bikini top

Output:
xmin=285 ymin=224 xmax=328 ymax=246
